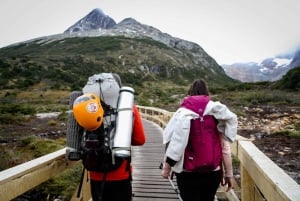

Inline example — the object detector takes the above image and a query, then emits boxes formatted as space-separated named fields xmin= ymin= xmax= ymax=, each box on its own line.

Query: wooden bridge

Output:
xmin=1 ymin=106 xmax=300 ymax=201
xmin=132 ymin=119 xmax=181 ymax=200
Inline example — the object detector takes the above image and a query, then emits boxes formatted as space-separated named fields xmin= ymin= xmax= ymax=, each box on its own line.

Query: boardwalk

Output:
xmin=2 ymin=107 xmax=298 ymax=201
xmin=132 ymin=119 xmax=181 ymax=201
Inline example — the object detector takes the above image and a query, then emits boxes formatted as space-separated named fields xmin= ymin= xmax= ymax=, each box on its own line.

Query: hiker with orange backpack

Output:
xmin=86 ymin=73 xmax=146 ymax=201
xmin=67 ymin=73 xmax=146 ymax=201
xmin=161 ymin=78 xmax=238 ymax=201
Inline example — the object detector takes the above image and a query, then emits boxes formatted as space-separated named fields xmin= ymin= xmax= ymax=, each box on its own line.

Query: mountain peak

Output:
xmin=119 ymin=18 xmax=139 ymax=25
xmin=91 ymin=8 xmax=104 ymax=15
xmin=64 ymin=8 xmax=116 ymax=33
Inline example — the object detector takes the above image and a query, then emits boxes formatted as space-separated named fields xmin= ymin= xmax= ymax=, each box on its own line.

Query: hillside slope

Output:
xmin=0 ymin=35 xmax=235 ymax=89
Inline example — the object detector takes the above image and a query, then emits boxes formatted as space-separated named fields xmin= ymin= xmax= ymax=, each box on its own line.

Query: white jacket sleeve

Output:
xmin=204 ymin=101 xmax=238 ymax=142
xmin=165 ymin=115 xmax=191 ymax=161
xmin=162 ymin=108 xmax=198 ymax=173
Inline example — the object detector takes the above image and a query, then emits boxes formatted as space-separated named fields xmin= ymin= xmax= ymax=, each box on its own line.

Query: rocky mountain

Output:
xmin=64 ymin=8 xmax=116 ymax=33
xmin=61 ymin=8 xmax=299 ymax=84
xmin=63 ymin=8 xmax=207 ymax=54
xmin=289 ymin=49 xmax=300 ymax=68
xmin=100 ymin=17 xmax=215 ymax=68
xmin=222 ymin=50 xmax=300 ymax=82
xmin=12 ymin=8 xmax=225 ymax=78
xmin=0 ymin=8 xmax=236 ymax=106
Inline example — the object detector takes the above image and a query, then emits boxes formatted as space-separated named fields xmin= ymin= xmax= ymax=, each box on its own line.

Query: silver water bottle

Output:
xmin=113 ymin=86 xmax=135 ymax=158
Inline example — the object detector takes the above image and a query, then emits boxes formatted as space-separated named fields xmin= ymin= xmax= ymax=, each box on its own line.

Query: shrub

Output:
xmin=47 ymin=119 xmax=57 ymax=126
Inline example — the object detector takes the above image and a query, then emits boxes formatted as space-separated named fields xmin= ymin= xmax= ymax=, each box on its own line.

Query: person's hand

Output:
xmin=161 ymin=162 xmax=171 ymax=178
xmin=221 ymin=177 xmax=233 ymax=192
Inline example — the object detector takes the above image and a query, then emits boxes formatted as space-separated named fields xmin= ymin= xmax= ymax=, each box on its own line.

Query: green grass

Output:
xmin=273 ymin=122 xmax=300 ymax=138
xmin=1 ymin=135 xmax=74 ymax=200
xmin=38 ymin=163 xmax=83 ymax=201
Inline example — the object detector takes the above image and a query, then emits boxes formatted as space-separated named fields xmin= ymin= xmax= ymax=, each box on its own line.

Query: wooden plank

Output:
xmin=240 ymin=163 xmax=255 ymax=201
xmin=133 ymin=197 xmax=178 ymax=201
xmin=70 ymin=170 xmax=91 ymax=201
xmin=0 ymin=148 xmax=77 ymax=201
xmin=133 ymin=192 xmax=178 ymax=198
xmin=131 ymin=119 xmax=181 ymax=201
xmin=238 ymin=140 xmax=300 ymax=201
xmin=0 ymin=148 xmax=68 ymax=183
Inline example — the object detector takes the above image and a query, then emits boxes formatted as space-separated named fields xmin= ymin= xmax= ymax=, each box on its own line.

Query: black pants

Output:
xmin=90 ymin=178 xmax=132 ymax=201
xmin=176 ymin=170 xmax=222 ymax=201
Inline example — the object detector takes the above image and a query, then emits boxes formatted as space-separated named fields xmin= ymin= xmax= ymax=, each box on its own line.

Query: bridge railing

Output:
xmin=137 ymin=106 xmax=300 ymax=201
xmin=0 ymin=149 xmax=76 ymax=201
xmin=0 ymin=106 xmax=299 ymax=201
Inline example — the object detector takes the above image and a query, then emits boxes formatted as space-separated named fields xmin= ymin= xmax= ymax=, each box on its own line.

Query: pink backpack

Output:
xmin=181 ymin=95 xmax=222 ymax=173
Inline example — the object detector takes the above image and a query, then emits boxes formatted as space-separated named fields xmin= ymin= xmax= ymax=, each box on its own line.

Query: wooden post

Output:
xmin=240 ymin=164 xmax=255 ymax=201
xmin=70 ymin=170 xmax=91 ymax=201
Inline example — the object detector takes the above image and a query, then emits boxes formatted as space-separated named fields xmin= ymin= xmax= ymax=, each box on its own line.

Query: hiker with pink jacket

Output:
xmin=161 ymin=78 xmax=238 ymax=201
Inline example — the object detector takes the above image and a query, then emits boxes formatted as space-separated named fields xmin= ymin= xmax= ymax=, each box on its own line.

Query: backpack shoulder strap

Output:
xmin=76 ymin=167 xmax=86 ymax=198
xmin=100 ymin=100 xmax=116 ymax=116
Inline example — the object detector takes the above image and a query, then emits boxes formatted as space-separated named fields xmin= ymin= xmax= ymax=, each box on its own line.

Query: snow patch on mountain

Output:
xmin=273 ymin=58 xmax=292 ymax=67
xmin=258 ymin=57 xmax=292 ymax=74
xmin=223 ymin=56 xmax=295 ymax=82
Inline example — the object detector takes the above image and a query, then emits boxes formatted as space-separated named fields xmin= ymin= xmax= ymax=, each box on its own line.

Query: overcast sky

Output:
xmin=1 ymin=0 xmax=300 ymax=64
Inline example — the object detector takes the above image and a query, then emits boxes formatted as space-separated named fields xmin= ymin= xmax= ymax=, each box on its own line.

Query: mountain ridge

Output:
xmin=0 ymin=8 xmax=230 ymax=84
xmin=222 ymin=50 xmax=300 ymax=82
xmin=2 ymin=8 xmax=298 ymax=83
